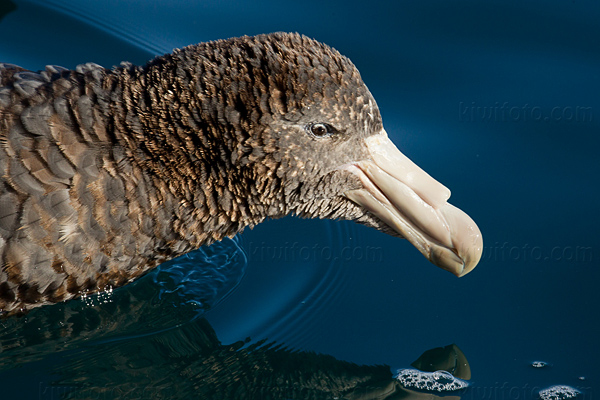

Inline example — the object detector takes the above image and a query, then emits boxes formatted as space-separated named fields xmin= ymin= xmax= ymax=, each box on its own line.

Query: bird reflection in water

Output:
xmin=1 ymin=285 xmax=471 ymax=400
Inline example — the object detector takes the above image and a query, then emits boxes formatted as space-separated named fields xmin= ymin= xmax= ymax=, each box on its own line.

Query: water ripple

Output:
xmin=152 ymin=236 xmax=247 ymax=311
xmin=25 ymin=0 xmax=171 ymax=55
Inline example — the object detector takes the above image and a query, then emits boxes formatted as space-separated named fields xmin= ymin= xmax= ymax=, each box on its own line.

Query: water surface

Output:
xmin=0 ymin=0 xmax=598 ymax=398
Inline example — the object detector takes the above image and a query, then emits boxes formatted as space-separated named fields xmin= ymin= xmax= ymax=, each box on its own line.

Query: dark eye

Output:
xmin=307 ymin=122 xmax=335 ymax=138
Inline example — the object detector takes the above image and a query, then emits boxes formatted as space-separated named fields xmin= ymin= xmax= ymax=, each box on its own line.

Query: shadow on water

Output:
xmin=0 ymin=0 xmax=17 ymax=23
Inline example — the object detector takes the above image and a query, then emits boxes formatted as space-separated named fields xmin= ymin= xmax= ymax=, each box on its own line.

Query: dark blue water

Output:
xmin=0 ymin=0 xmax=598 ymax=399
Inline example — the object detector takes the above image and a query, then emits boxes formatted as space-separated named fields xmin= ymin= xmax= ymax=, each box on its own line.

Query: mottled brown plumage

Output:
xmin=0 ymin=32 xmax=386 ymax=315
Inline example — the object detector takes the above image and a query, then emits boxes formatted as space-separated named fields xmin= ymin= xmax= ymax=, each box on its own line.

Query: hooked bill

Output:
xmin=342 ymin=130 xmax=483 ymax=277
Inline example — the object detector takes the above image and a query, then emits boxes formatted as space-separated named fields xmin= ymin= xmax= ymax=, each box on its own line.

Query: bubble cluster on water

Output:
xmin=532 ymin=361 xmax=549 ymax=368
xmin=539 ymin=385 xmax=580 ymax=400
xmin=396 ymin=369 xmax=469 ymax=392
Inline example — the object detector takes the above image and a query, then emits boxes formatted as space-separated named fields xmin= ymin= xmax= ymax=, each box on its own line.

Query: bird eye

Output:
xmin=307 ymin=122 xmax=334 ymax=138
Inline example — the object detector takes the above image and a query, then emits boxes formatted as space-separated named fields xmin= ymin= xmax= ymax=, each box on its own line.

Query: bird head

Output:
xmin=178 ymin=32 xmax=483 ymax=276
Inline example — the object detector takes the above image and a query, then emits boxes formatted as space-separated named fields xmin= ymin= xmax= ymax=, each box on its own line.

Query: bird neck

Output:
xmin=100 ymin=56 xmax=287 ymax=250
